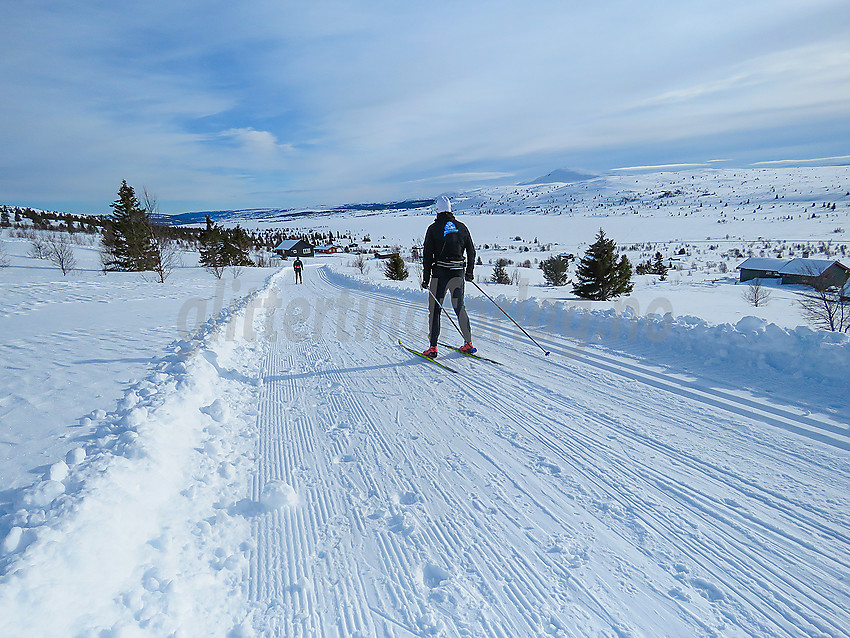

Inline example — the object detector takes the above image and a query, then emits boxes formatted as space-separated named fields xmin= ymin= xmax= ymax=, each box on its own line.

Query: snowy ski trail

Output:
xmin=243 ymin=266 xmax=850 ymax=637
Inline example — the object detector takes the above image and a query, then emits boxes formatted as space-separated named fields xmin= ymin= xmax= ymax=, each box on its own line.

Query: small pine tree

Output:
xmin=573 ymin=229 xmax=633 ymax=300
xmin=101 ymin=180 xmax=158 ymax=271
xmin=491 ymin=259 xmax=511 ymax=284
xmin=383 ymin=253 xmax=409 ymax=281
xmin=222 ymin=225 xmax=253 ymax=267
xmin=539 ymin=255 xmax=570 ymax=286
xmin=652 ymin=252 xmax=667 ymax=281
xmin=199 ymin=219 xmax=229 ymax=279
xmin=199 ymin=218 xmax=253 ymax=278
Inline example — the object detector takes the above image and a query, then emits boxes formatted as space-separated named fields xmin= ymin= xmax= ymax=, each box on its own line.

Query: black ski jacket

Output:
xmin=422 ymin=212 xmax=475 ymax=283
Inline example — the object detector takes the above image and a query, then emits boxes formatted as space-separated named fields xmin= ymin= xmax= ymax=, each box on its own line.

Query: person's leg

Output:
xmin=428 ymin=273 xmax=450 ymax=347
xmin=448 ymin=275 xmax=472 ymax=343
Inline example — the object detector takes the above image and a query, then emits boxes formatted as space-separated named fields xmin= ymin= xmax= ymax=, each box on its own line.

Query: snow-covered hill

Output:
xmin=170 ymin=166 xmax=850 ymax=235
xmin=520 ymin=168 xmax=597 ymax=185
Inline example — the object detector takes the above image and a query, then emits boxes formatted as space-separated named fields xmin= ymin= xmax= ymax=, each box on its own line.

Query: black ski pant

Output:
xmin=294 ymin=269 xmax=302 ymax=283
xmin=428 ymin=266 xmax=472 ymax=347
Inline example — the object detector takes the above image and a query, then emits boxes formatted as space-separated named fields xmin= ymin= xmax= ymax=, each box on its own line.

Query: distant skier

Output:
xmin=421 ymin=195 xmax=476 ymax=358
xmin=293 ymin=257 xmax=303 ymax=284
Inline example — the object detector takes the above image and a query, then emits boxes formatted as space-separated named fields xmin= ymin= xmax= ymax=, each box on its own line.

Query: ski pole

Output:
xmin=426 ymin=286 xmax=464 ymax=339
xmin=470 ymin=280 xmax=550 ymax=356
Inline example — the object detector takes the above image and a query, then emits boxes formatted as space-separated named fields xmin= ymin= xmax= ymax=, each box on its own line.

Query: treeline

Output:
xmin=1 ymin=206 xmax=104 ymax=234
xmin=1 ymin=204 xmax=201 ymax=245
xmin=1 ymin=203 xmax=341 ymax=252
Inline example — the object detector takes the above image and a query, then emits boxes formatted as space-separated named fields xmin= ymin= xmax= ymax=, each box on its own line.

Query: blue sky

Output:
xmin=1 ymin=0 xmax=848 ymax=214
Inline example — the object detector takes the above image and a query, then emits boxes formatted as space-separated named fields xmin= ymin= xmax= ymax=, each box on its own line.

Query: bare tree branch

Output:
xmin=742 ymin=278 xmax=772 ymax=307
xmin=45 ymin=234 xmax=76 ymax=275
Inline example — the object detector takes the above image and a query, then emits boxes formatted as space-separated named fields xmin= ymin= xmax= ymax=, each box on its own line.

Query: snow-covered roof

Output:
xmin=778 ymin=258 xmax=848 ymax=276
xmin=736 ymin=257 xmax=790 ymax=271
xmin=274 ymin=239 xmax=308 ymax=250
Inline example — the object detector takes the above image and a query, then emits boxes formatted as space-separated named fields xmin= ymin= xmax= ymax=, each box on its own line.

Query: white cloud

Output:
xmin=219 ymin=128 xmax=291 ymax=156
xmin=406 ymin=172 xmax=517 ymax=184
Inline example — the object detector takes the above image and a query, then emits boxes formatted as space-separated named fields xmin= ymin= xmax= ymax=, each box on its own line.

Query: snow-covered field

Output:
xmin=1 ymin=165 xmax=849 ymax=637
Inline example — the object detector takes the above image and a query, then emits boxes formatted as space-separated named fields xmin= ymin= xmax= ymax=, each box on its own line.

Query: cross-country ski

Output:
xmin=398 ymin=338 xmax=459 ymax=373
xmin=438 ymin=342 xmax=502 ymax=364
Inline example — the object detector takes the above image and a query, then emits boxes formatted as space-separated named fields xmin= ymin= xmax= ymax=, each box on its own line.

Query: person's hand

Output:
xmin=465 ymin=272 xmax=474 ymax=282
xmin=421 ymin=280 xmax=429 ymax=290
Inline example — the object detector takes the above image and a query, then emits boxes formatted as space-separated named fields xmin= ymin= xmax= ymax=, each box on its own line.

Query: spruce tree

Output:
xmin=540 ymin=255 xmax=570 ymax=286
xmin=652 ymin=251 xmax=668 ymax=281
xmin=573 ymin=229 xmax=633 ymax=300
xmin=199 ymin=219 xmax=253 ymax=278
xmin=383 ymin=253 xmax=409 ymax=281
xmin=199 ymin=219 xmax=229 ymax=278
xmin=223 ymin=225 xmax=253 ymax=267
xmin=101 ymin=180 xmax=158 ymax=271
xmin=491 ymin=259 xmax=510 ymax=284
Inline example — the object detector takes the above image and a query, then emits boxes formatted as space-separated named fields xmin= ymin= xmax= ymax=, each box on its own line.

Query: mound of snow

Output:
xmin=261 ymin=480 xmax=299 ymax=510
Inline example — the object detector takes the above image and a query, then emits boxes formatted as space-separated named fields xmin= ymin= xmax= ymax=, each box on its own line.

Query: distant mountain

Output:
xmin=522 ymin=168 xmax=597 ymax=185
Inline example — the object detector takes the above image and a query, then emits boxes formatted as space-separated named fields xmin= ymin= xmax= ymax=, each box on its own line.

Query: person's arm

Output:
xmin=464 ymin=227 xmax=476 ymax=281
xmin=422 ymin=225 xmax=435 ymax=285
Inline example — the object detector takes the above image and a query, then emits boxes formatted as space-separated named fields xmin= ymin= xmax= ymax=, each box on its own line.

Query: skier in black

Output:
xmin=421 ymin=195 xmax=476 ymax=358
xmin=293 ymin=257 xmax=303 ymax=283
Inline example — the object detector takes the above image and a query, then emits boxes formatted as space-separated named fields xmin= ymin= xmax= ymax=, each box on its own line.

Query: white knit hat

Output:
xmin=435 ymin=195 xmax=451 ymax=213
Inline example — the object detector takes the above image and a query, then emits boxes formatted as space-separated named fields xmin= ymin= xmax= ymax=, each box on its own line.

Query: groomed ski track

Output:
xmin=247 ymin=266 xmax=850 ymax=637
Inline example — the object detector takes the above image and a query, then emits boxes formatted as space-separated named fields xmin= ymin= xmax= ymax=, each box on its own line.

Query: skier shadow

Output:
xmin=264 ymin=360 xmax=411 ymax=383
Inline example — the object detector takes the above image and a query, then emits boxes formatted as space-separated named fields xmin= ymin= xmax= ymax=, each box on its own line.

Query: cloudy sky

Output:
xmin=2 ymin=0 xmax=849 ymax=213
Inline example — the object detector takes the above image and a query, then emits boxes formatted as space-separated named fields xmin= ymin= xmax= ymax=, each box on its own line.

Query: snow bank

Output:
xmin=324 ymin=266 xmax=850 ymax=394
xmin=0 ymin=269 xmax=284 ymax=637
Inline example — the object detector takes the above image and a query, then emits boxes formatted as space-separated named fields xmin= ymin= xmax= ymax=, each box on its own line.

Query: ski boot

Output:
xmin=422 ymin=346 xmax=438 ymax=359
xmin=459 ymin=342 xmax=477 ymax=354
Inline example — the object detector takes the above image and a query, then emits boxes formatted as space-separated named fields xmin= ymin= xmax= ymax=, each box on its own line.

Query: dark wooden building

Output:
xmin=778 ymin=258 xmax=850 ymax=289
xmin=736 ymin=258 xmax=788 ymax=283
xmin=737 ymin=257 xmax=850 ymax=289
xmin=274 ymin=239 xmax=314 ymax=258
